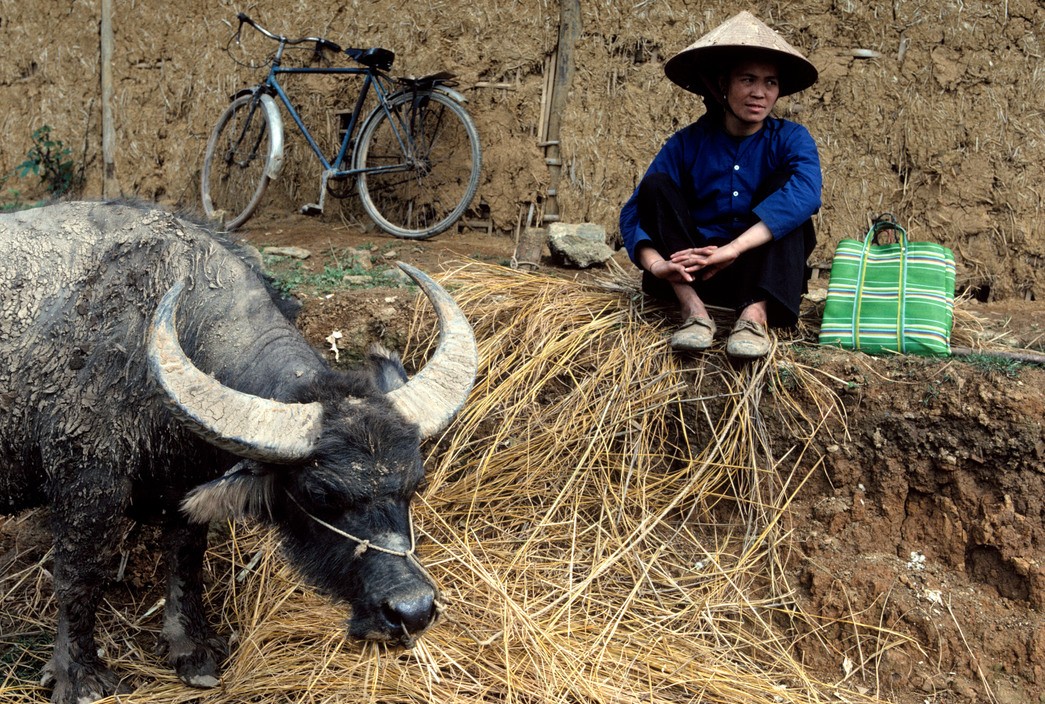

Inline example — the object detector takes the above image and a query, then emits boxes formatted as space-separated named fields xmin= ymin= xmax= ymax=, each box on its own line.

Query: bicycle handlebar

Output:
xmin=236 ymin=12 xmax=342 ymax=54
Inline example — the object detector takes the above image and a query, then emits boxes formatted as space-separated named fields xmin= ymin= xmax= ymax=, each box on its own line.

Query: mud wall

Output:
xmin=1 ymin=0 xmax=1043 ymax=299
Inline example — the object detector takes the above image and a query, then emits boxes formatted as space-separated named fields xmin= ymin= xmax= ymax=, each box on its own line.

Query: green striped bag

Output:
xmin=819 ymin=219 xmax=956 ymax=356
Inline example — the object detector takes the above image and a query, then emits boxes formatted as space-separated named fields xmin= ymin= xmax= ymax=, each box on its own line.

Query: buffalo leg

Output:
xmin=43 ymin=485 xmax=131 ymax=704
xmin=160 ymin=520 xmax=227 ymax=687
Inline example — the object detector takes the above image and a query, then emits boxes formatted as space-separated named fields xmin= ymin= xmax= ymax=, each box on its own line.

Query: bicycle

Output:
xmin=201 ymin=13 xmax=482 ymax=239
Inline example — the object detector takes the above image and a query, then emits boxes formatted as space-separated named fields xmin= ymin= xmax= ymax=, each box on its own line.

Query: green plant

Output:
xmin=0 ymin=632 xmax=51 ymax=682
xmin=0 ymin=174 xmax=26 ymax=213
xmin=921 ymin=380 xmax=942 ymax=406
xmin=768 ymin=364 xmax=798 ymax=394
xmin=262 ymin=252 xmax=390 ymax=296
xmin=961 ymin=353 xmax=1024 ymax=379
xmin=16 ymin=125 xmax=77 ymax=197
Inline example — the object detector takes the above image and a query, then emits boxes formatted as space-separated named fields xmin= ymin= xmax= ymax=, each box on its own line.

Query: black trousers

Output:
xmin=636 ymin=172 xmax=816 ymax=328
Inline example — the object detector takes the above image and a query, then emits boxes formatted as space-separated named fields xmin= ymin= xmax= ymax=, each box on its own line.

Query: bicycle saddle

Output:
xmin=345 ymin=47 xmax=395 ymax=71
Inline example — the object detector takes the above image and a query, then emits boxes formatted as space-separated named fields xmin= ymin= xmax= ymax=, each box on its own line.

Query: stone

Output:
xmin=261 ymin=245 xmax=311 ymax=260
xmin=546 ymin=222 xmax=614 ymax=269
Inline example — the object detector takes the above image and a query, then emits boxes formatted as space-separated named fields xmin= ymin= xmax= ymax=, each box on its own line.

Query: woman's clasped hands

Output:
xmin=652 ymin=242 xmax=741 ymax=282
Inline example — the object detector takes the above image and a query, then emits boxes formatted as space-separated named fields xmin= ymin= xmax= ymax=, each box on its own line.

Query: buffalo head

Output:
xmin=146 ymin=263 xmax=476 ymax=646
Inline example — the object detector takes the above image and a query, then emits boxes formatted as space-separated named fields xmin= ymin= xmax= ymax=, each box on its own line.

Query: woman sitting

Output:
xmin=619 ymin=11 xmax=822 ymax=359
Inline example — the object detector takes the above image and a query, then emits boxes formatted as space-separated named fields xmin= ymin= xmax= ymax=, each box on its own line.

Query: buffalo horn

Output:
xmin=147 ymin=281 xmax=324 ymax=462
xmin=387 ymin=262 xmax=478 ymax=438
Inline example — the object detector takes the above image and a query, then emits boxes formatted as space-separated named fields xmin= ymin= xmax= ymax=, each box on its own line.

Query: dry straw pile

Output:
xmin=4 ymin=263 xmax=944 ymax=703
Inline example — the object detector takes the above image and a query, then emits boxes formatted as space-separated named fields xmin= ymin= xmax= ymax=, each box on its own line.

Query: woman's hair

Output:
xmin=701 ymin=93 xmax=725 ymax=122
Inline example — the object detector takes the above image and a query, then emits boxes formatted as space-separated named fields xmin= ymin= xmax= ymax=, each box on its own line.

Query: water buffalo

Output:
xmin=0 ymin=201 xmax=477 ymax=704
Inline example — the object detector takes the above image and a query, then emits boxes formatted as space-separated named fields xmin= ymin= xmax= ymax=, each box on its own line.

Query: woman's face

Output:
xmin=722 ymin=60 xmax=780 ymax=134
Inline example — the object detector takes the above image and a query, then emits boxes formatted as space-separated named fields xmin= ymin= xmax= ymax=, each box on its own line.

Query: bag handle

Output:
xmin=865 ymin=213 xmax=909 ymax=248
xmin=853 ymin=215 xmax=909 ymax=353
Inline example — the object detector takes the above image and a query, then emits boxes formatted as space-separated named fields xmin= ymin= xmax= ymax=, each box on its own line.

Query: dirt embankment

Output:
xmin=2 ymin=1 xmax=1045 ymax=298
xmin=791 ymin=352 xmax=1045 ymax=703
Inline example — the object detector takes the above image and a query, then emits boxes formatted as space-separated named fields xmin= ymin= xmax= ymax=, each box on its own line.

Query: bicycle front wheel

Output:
xmin=201 ymin=94 xmax=274 ymax=230
xmin=354 ymin=89 xmax=481 ymax=240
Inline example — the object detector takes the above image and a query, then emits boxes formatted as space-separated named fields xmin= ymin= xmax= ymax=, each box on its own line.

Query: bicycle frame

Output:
xmin=260 ymin=63 xmax=405 ymax=179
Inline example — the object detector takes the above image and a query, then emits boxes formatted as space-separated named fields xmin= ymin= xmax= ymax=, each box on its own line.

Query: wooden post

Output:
xmin=100 ymin=0 xmax=120 ymax=197
xmin=540 ymin=0 xmax=580 ymax=225
xmin=512 ymin=0 xmax=580 ymax=269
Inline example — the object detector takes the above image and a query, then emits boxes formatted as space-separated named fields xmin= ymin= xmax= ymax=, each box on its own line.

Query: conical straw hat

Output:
xmin=664 ymin=11 xmax=818 ymax=97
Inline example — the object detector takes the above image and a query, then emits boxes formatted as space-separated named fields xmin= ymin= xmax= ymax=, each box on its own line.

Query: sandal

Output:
xmin=670 ymin=316 xmax=716 ymax=351
xmin=726 ymin=319 xmax=771 ymax=359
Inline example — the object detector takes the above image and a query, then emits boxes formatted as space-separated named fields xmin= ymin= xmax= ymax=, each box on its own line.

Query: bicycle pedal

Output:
xmin=300 ymin=203 xmax=324 ymax=216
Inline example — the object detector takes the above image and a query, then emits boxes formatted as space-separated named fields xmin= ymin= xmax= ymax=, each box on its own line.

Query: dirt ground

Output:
xmin=250 ymin=213 xmax=1045 ymax=704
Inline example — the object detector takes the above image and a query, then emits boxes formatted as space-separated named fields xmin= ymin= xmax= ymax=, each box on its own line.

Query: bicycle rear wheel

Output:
xmin=354 ymin=89 xmax=481 ymax=240
xmin=201 ymin=94 xmax=273 ymax=230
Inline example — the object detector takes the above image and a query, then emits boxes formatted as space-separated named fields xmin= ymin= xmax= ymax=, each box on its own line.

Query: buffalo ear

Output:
xmin=366 ymin=343 xmax=408 ymax=393
xmin=181 ymin=460 xmax=275 ymax=523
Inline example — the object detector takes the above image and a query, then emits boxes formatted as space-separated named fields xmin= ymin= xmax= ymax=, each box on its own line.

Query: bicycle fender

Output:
xmin=390 ymin=85 xmax=468 ymax=105
xmin=258 ymin=94 xmax=285 ymax=179
xmin=432 ymin=84 xmax=468 ymax=104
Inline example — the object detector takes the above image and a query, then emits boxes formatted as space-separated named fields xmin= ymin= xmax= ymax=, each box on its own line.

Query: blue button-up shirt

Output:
xmin=619 ymin=114 xmax=822 ymax=262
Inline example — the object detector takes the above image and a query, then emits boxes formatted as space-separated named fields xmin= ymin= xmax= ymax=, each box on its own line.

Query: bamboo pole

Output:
xmin=536 ymin=52 xmax=555 ymax=148
xmin=516 ymin=0 xmax=581 ymax=269
xmin=540 ymin=0 xmax=580 ymax=225
xmin=100 ymin=0 xmax=120 ymax=197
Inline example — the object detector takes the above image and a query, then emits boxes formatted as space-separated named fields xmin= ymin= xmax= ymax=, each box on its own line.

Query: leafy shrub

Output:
xmin=2 ymin=125 xmax=80 ymax=211
xmin=17 ymin=125 xmax=77 ymax=197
